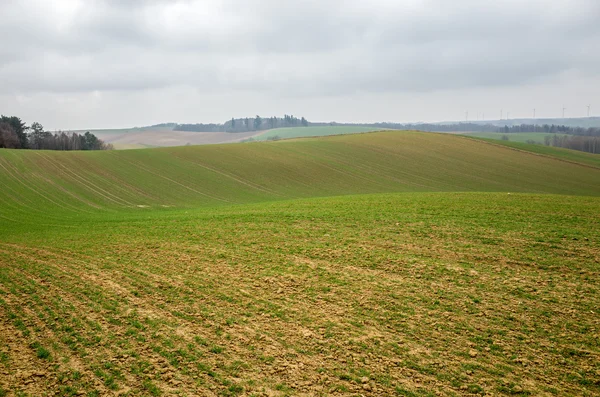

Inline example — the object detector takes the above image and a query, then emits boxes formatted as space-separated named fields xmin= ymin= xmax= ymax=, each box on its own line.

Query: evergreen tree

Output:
xmin=254 ymin=115 xmax=262 ymax=131
xmin=0 ymin=115 xmax=28 ymax=148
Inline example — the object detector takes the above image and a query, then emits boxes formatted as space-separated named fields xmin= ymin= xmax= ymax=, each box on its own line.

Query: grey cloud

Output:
xmin=1 ymin=0 xmax=599 ymax=127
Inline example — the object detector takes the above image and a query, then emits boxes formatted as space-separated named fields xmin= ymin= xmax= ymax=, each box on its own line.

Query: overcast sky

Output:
xmin=1 ymin=0 xmax=599 ymax=129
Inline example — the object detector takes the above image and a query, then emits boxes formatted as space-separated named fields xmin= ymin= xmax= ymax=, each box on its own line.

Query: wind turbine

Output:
xmin=587 ymin=104 xmax=591 ymax=117
xmin=562 ymin=106 xmax=566 ymax=119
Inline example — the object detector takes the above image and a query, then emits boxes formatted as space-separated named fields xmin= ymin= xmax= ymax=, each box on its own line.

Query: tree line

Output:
xmin=0 ymin=116 xmax=112 ymax=150
xmin=368 ymin=122 xmax=600 ymax=136
xmin=175 ymin=115 xmax=309 ymax=132
xmin=498 ymin=124 xmax=600 ymax=136
xmin=368 ymin=122 xmax=600 ymax=154
xmin=494 ymin=124 xmax=600 ymax=154
xmin=541 ymin=134 xmax=599 ymax=154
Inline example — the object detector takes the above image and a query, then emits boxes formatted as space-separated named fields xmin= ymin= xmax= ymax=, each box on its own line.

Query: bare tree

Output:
xmin=0 ymin=122 xmax=20 ymax=149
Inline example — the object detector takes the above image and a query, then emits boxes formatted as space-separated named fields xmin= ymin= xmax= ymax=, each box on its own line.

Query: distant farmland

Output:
xmin=87 ymin=127 xmax=258 ymax=149
xmin=84 ymin=125 xmax=386 ymax=149
xmin=1 ymin=131 xmax=599 ymax=396
xmin=462 ymin=131 xmax=570 ymax=144
xmin=251 ymin=126 xmax=386 ymax=141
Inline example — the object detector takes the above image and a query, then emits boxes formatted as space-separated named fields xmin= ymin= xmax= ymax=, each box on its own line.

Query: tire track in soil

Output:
xmin=108 ymin=152 xmax=233 ymax=204
xmin=170 ymin=152 xmax=284 ymax=197
xmin=32 ymin=173 xmax=101 ymax=210
xmin=286 ymin=143 xmax=439 ymax=191
xmin=35 ymin=152 xmax=134 ymax=207
xmin=0 ymin=157 xmax=80 ymax=213
xmin=61 ymin=154 xmax=161 ymax=203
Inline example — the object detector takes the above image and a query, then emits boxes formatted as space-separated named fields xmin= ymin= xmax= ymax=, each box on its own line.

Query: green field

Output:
xmin=251 ymin=126 xmax=386 ymax=141
xmin=466 ymin=137 xmax=600 ymax=169
xmin=462 ymin=132 xmax=569 ymax=144
xmin=1 ymin=131 xmax=599 ymax=396
xmin=2 ymin=131 xmax=599 ymax=217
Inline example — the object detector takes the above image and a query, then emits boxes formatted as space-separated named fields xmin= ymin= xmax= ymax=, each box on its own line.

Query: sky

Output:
xmin=1 ymin=0 xmax=599 ymax=130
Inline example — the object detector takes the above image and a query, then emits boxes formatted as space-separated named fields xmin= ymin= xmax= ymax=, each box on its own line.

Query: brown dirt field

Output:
xmin=1 ymin=226 xmax=599 ymax=396
xmin=95 ymin=130 xmax=260 ymax=149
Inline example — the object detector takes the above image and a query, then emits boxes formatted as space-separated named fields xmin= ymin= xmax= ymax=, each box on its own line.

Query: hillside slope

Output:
xmin=468 ymin=137 xmax=600 ymax=169
xmin=1 ymin=131 xmax=600 ymax=220
xmin=250 ymin=126 xmax=384 ymax=141
xmin=92 ymin=128 xmax=258 ymax=149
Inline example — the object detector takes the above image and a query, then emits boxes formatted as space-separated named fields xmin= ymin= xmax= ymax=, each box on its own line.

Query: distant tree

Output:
xmin=0 ymin=122 xmax=20 ymax=149
xmin=0 ymin=115 xmax=112 ymax=151
xmin=82 ymin=131 xmax=99 ymax=150
xmin=254 ymin=115 xmax=262 ymax=131
xmin=28 ymin=122 xmax=52 ymax=149
xmin=301 ymin=117 xmax=308 ymax=127
xmin=148 ymin=122 xmax=177 ymax=128
xmin=175 ymin=123 xmax=222 ymax=132
xmin=0 ymin=115 xmax=28 ymax=148
xmin=173 ymin=115 xmax=310 ymax=133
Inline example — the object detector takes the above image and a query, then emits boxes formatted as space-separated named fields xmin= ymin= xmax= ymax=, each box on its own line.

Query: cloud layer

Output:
xmin=1 ymin=0 xmax=599 ymax=128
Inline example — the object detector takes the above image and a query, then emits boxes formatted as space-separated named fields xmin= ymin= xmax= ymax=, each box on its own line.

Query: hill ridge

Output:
xmin=1 ymin=131 xmax=600 ymax=219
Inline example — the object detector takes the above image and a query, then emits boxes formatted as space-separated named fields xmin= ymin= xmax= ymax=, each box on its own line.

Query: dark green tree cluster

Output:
xmin=175 ymin=123 xmax=223 ymax=132
xmin=0 ymin=116 xmax=28 ymax=149
xmin=0 ymin=115 xmax=112 ymax=151
xmin=174 ymin=115 xmax=311 ymax=133
xmin=30 ymin=129 xmax=112 ymax=151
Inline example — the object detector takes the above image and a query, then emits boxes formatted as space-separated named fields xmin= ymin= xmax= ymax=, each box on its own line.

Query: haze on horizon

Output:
xmin=1 ymin=0 xmax=599 ymax=130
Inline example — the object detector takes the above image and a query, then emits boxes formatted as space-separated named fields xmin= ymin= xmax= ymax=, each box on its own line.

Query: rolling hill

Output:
xmin=461 ymin=132 xmax=569 ymax=144
xmin=1 ymin=131 xmax=599 ymax=220
xmin=87 ymin=126 xmax=258 ymax=149
xmin=249 ymin=126 xmax=385 ymax=141
xmin=88 ymin=126 xmax=387 ymax=149
xmin=1 ymin=130 xmax=599 ymax=396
